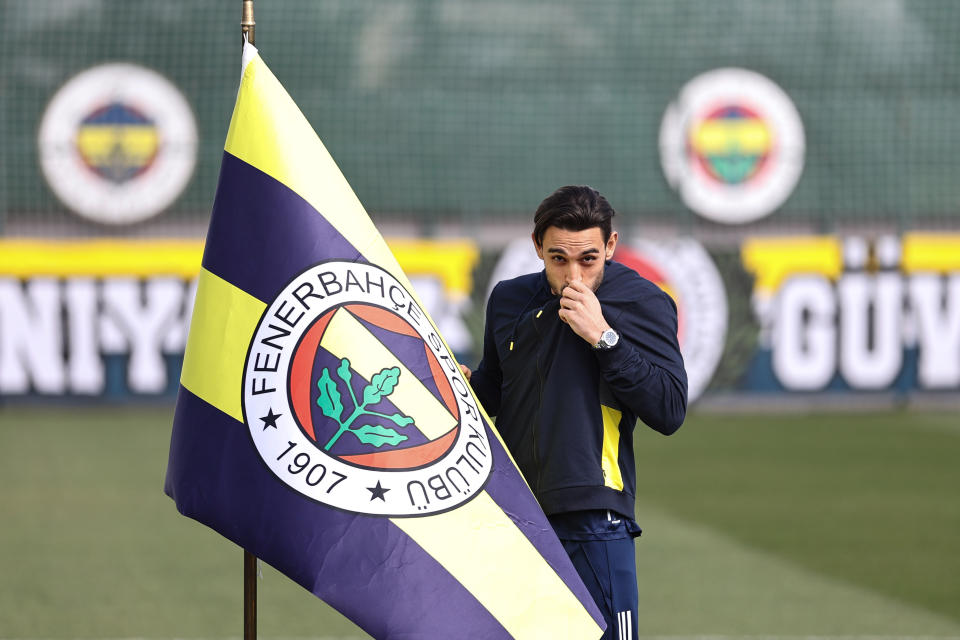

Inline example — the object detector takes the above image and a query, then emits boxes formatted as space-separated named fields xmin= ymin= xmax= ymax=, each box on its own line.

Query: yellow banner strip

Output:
xmin=180 ymin=268 xmax=265 ymax=422
xmin=0 ymin=239 xmax=478 ymax=293
xmin=320 ymin=308 xmax=456 ymax=440
xmin=0 ymin=239 xmax=203 ymax=278
xmin=902 ymin=233 xmax=960 ymax=273
xmin=224 ymin=50 xmax=405 ymax=287
xmin=392 ymin=492 xmax=602 ymax=639
xmin=741 ymin=236 xmax=843 ymax=294
xmin=389 ymin=239 xmax=479 ymax=298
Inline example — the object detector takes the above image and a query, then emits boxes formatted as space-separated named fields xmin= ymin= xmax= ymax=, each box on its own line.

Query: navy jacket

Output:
xmin=470 ymin=261 xmax=688 ymax=518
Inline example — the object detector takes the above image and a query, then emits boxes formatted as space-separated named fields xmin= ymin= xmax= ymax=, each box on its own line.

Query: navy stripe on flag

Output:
xmin=201 ymin=151 xmax=366 ymax=303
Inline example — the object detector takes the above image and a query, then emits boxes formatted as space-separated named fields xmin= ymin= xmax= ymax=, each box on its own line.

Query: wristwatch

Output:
xmin=593 ymin=328 xmax=620 ymax=350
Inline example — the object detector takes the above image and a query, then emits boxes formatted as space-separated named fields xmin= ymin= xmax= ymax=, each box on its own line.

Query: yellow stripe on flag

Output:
xmin=181 ymin=268 xmax=266 ymax=421
xmin=320 ymin=308 xmax=456 ymax=440
xmin=392 ymin=492 xmax=603 ymax=639
xmin=224 ymin=52 xmax=404 ymax=286
xmin=600 ymin=405 xmax=624 ymax=491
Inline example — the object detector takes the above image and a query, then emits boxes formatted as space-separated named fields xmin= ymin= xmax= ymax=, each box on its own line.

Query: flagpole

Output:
xmin=244 ymin=548 xmax=257 ymax=640
xmin=240 ymin=4 xmax=258 ymax=639
xmin=241 ymin=0 xmax=255 ymax=46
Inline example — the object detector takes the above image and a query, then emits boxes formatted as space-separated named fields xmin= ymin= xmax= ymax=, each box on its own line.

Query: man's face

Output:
xmin=533 ymin=226 xmax=618 ymax=295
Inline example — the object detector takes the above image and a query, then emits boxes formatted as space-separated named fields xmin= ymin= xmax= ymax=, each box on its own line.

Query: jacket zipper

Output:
xmin=531 ymin=307 xmax=545 ymax=494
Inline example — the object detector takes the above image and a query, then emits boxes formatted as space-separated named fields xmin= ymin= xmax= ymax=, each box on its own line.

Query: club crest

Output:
xmin=38 ymin=63 xmax=197 ymax=225
xmin=243 ymin=261 xmax=491 ymax=517
xmin=659 ymin=67 xmax=805 ymax=224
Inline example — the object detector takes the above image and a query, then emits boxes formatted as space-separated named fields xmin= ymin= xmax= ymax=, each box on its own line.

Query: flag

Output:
xmin=164 ymin=42 xmax=604 ymax=640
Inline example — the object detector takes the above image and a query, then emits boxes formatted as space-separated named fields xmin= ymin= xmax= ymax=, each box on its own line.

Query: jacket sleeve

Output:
xmin=594 ymin=288 xmax=688 ymax=434
xmin=467 ymin=284 xmax=503 ymax=417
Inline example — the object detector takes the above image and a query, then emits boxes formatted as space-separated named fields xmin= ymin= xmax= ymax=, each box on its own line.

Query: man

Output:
xmin=461 ymin=185 xmax=687 ymax=640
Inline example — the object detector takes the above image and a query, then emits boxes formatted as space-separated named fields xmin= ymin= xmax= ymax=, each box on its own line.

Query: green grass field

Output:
xmin=1 ymin=405 xmax=958 ymax=638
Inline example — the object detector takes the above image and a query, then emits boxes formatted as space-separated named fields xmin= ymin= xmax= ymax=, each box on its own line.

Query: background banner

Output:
xmin=1 ymin=1 xmax=958 ymax=404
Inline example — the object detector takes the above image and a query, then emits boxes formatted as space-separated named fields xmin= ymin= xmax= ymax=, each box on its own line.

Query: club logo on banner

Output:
xmin=38 ymin=63 xmax=197 ymax=225
xmin=659 ymin=68 xmax=805 ymax=224
xmin=243 ymin=262 xmax=491 ymax=517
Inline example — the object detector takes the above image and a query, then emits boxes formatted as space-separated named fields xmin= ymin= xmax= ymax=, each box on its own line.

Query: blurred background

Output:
xmin=1 ymin=0 xmax=958 ymax=638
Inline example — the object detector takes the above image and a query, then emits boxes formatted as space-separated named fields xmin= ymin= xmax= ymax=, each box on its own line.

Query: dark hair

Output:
xmin=532 ymin=185 xmax=615 ymax=247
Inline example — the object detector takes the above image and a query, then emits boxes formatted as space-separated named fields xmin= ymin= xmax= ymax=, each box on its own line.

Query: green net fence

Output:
xmin=2 ymin=0 xmax=959 ymax=239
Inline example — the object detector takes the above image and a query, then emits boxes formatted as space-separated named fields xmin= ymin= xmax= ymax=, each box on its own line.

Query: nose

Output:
xmin=565 ymin=262 xmax=581 ymax=284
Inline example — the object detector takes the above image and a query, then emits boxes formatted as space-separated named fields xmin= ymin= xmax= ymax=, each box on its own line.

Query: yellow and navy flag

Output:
xmin=164 ymin=42 xmax=604 ymax=639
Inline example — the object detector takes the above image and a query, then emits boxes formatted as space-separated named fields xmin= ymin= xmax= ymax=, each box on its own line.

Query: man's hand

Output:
xmin=558 ymin=279 xmax=610 ymax=346
xmin=459 ymin=364 xmax=472 ymax=381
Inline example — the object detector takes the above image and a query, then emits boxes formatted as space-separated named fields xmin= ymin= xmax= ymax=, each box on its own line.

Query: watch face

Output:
xmin=601 ymin=329 xmax=619 ymax=348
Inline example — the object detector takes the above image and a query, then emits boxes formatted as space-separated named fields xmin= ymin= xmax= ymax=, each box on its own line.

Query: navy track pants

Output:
xmin=561 ymin=537 xmax=639 ymax=640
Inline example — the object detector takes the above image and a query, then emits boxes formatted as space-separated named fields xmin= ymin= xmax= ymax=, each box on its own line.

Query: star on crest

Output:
xmin=259 ymin=408 xmax=282 ymax=430
xmin=367 ymin=480 xmax=390 ymax=502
